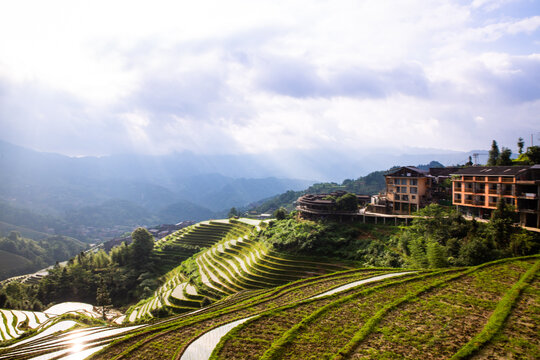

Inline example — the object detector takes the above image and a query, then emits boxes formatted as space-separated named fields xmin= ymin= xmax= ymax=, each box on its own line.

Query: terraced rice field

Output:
xmin=83 ymin=255 xmax=537 ymax=360
xmin=0 ymin=256 xmax=537 ymax=359
xmin=0 ymin=309 xmax=52 ymax=342
xmin=126 ymin=219 xmax=352 ymax=323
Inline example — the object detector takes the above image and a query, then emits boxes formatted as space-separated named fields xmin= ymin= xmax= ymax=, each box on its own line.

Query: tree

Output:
xmin=228 ymin=207 xmax=239 ymax=218
xmin=273 ymin=207 xmax=288 ymax=220
xmin=488 ymin=200 xmax=516 ymax=248
xmin=465 ymin=156 xmax=473 ymax=166
xmin=487 ymin=140 xmax=499 ymax=166
xmin=335 ymin=193 xmax=358 ymax=211
xmin=497 ymin=147 xmax=512 ymax=166
xmin=96 ymin=279 xmax=111 ymax=320
xmin=517 ymin=137 xmax=524 ymax=154
xmin=130 ymin=227 xmax=154 ymax=267
xmin=525 ymin=146 xmax=540 ymax=164
xmin=426 ymin=239 xmax=447 ymax=268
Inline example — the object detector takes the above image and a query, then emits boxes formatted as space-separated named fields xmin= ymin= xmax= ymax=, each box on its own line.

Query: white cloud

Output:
xmin=0 ymin=0 xmax=539 ymax=157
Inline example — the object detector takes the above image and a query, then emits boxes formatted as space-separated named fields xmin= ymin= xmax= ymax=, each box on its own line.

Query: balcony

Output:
xmin=464 ymin=187 xmax=474 ymax=193
xmin=518 ymin=193 xmax=538 ymax=199
xmin=487 ymin=177 xmax=499 ymax=182
xmin=464 ymin=199 xmax=473 ymax=205
xmin=474 ymin=176 xmax=486 ymax=181
xmin=473 ymin=188 xmax=485 ymax=194
xmin=488 ymin=202 xmax=497 ymax=207
xmin=501 ymin=177 xmax=514 ymax=183
xmin=488 ymin=189 xmax=497 ymax=195
xmin=518 ymin=208 xmax=539 ymax=214
xmin=463 ymin=176 xmax=474 ymax=181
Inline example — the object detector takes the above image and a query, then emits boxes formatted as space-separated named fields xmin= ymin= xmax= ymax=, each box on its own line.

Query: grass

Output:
xmin=336 ymin=256 xmax=538 ymax=360
xmin=450 ymin=259 xmax=540 ymax=360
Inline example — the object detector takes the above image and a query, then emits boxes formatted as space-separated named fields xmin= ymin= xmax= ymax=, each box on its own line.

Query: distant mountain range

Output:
xmin=0 ymin=140 xmax=487 ymax=241
xmin=0 ymin=141 xmax=313 ymax=241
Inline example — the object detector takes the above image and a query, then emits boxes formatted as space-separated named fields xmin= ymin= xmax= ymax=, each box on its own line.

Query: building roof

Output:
xmin=429 ymin=167 xmax=461 ymax=177
xmin=451 ymin=166 xmax=531 ymax=176
xmin=385 ymin=166 xmax=428 ymax=177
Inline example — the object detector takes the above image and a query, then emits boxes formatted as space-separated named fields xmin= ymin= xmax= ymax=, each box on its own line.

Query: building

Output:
xmin=296 ymin=190 xmax=368 ymax=221
xmin=452 ymin=165 xmax=540 ymax=228
xmin=384 ymin=166 xmax=433 ymax=215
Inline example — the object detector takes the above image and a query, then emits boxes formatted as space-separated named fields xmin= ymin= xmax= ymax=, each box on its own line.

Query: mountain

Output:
xmin=0 ymin=141 xmax=312 ymax=240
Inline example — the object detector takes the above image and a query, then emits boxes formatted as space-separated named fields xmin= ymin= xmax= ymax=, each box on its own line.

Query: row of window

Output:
xmin=394 ymin=186 xmax=418 ymax=194
xmin=460 ymin=176 xmax=514 ymax=182
xmin=454 ymin=194 xmax=515 ymax=206
xmin=388 ymin=178 xmax=418 ymax=186
xmin=395 ymin=194 xmax=417 ymax=201
xmin=394 ymin=202 xmax=418 ymax=212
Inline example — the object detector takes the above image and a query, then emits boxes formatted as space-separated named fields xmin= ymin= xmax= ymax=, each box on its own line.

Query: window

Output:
xmin=410 ymin=179 xmax=418 ymax=186
xmin=395 ymin=202 xmax=401 ymax=210
xmin=395 ymin=194 xmax=400 ymax=200
xmin=411 ymin=195 xmax=416 ymax=200
xmin=395 ymin=186 xmax=400 ymax=193
xmin=402 ymin=195 xmax=409 ymax=201
xmin=410 ymin=187 xmax=417 ymax=194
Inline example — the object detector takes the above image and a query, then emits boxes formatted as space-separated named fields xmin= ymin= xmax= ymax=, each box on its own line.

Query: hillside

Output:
xmin=1 ymin=256 xmax=537 ymax=359
xmin=0 ymin=232 xmax=87 ymax=280
xmin=249 ymin=170 xmax=388 ymax=214
xmin=0 ymin=141 xmax=312 ymax=240
xmin=0 ymin=210 xmax=538 ymax=359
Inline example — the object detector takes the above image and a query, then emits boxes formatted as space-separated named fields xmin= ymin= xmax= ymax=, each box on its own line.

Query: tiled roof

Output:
xmin=451 ymin=166 xmax=530 ymax=176
xmin=386 ymin=166 xmax=428 ymax=176
xmin=429 ymin=167 xmax=461 ymax=177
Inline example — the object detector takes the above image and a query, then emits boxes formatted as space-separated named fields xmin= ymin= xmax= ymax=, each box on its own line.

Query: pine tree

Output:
xmin=517 ymin=137 xmax=524 ymax=154
xmin=426 ymin=239 xmax=447 ymax=268
xmin=497 ymin=147 xmax=512 ymax=166
xmin=96 ymin=279 xmax=111 ymax=320
xmin=487 ymin=140 xmax=499 ymax=166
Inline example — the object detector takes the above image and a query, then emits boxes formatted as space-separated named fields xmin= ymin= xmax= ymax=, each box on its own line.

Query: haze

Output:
xmin=0 ymin=0 xmax=539 ymax=164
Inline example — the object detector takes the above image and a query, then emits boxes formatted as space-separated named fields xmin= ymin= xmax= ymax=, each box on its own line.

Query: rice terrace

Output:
xmin=0 ymin=215 xmax=538 ymax=360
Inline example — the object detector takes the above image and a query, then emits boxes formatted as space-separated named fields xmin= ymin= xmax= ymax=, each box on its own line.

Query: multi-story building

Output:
xmin=384 ymin=167 xmax=433 ymax=215
xmin=452 ymin=165 xmax=540 ymax=228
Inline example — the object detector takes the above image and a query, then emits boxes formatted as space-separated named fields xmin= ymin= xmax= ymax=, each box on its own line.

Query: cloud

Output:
xmin=0 ymin=0 xmax=539 ymax=159
xmin=255 ymin=58 xmax=429 ymax=99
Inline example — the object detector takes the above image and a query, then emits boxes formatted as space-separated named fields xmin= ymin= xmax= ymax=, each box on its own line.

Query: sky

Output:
xmin=1 ymin=0 xmax=539 ymax=158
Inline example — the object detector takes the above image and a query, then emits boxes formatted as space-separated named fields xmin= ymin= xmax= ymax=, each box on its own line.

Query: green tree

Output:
xmin=426 ymin=239 xmax=447 ymax=268
xmin=497 ymin=147 xmax=512 ymax=165
xmin=130 ymin=228 xmax=154 ymax=267
xmin=517 ymin=137 xmax=524 ymax=154
xmin=465 ymin=156 xmax=473 ymax=166
xmin=488 ymin=200 xmax=516 ymax=248
xmin=335 ymin=193 xmax=358 ymax=211
xmin=487 ymin=140 xmax=499 ymax=166
xmin=228 ymin=207 xmax=239 ymax=218
xmin=408 ymin=238 xmax=428 ymax=268
xmin=96 ymin=279 xmax=111 ymax=320
xmin=525 ymin=146 xmax=540 ymax=164
xmin=273 ymin=207 xmax=288 ymax=220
